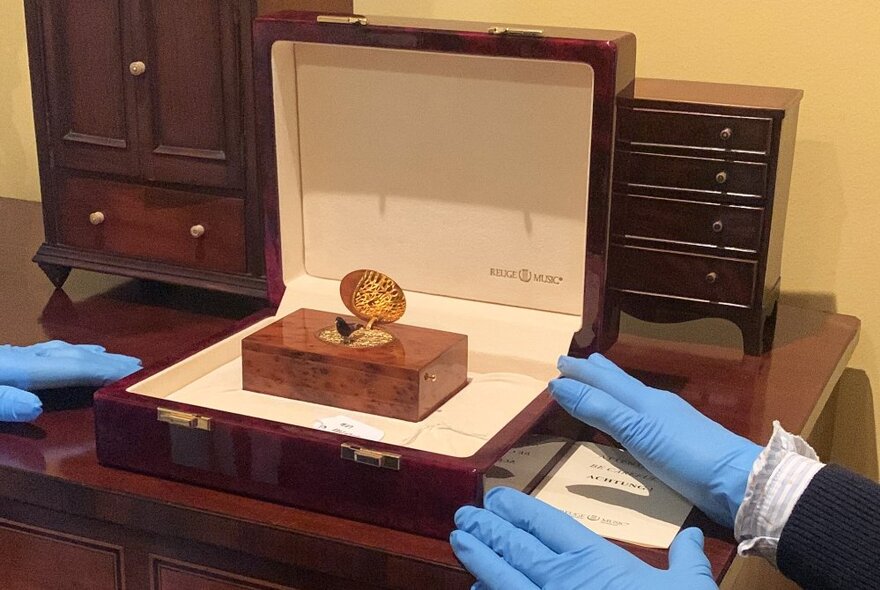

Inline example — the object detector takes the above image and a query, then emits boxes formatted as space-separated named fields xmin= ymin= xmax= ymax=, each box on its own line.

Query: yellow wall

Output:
xmin=356 ymin=0 xmax=880 ymax=471
xmin=0 ymin=1 xmax=39 ymax=202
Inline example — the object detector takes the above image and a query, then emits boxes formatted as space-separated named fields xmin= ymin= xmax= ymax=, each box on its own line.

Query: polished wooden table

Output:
xmin=0 ymin=198 xmax=860 ymax=589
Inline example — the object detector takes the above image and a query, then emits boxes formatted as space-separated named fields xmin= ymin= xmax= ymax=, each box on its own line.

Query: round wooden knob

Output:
xmin=715 ymin=171 xmax=728 ymax=185
xmin=712 ymin=220 xmax=724 ymax=233
xmin=129 ymin=61 xmax=147 ymax=76
xmin=720 ymin=127 xmax=733 ymax=141
xmin=706 ymin=272 xmax=718 ymax=284
xmin=89 ymin=211 xmax=105 ymax=226
xmin=189 ymin=224 xmax=205 ymax=238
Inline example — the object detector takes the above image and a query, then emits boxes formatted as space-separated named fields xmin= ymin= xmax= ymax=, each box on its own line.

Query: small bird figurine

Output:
xmin=335 ymin=316 xmax=361 ymax=344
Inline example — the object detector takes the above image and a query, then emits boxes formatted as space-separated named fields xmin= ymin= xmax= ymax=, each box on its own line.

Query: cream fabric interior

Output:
xmin=128 ymin=41 xmax=595 ymax=459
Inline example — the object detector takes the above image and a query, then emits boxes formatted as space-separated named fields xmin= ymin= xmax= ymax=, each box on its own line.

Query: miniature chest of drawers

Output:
xmin=607 ymin=79 xmax=802 ymax=355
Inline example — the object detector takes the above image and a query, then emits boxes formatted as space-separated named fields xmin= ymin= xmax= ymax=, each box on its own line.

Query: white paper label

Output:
xmin=312 ymin=415 xmax=384 ymax=441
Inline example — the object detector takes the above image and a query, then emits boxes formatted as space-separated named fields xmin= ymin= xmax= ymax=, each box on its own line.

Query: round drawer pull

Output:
xmin=715 ymin=171 xmax=728 ymax=185
xmin=189 ymin=224 xmax=206 ymax=238
xmin=720 ymin=127 xmax=733 ymax=141
xmin=129 ymin=61 xmax=147 ymax=76
xmin=706 ymin=272 xmax=718 ymax=284
xmin=712 ymin=220 xmax=724 ymax=233
xmin=424 ymin=373 xmax=437 ymax=382
xmin=89 ymin=211 xmax=105 ymax=226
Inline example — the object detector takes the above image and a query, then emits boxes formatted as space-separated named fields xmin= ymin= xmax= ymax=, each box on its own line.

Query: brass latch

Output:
xmin=157 ymin=408 xmax=212 ymax=431
xmin=341 ymin=443 xmax=401 ymax=470
xmin=317 ymin=15 xmax=368 ymax=26
xmin=488 ymin=26 xmax=544 ymax=37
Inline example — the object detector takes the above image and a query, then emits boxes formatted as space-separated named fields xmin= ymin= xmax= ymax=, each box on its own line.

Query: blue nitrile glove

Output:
xmin=0 ymin=386 xmax=43 ymax=422
xmin=0 ymin=341 xmax=142 ymax=391
xmin=550 ymin=353 xmax=762 ymax=529
xmin=452 ymin=487 xmax=718 ymax=590
xmin=0 ymin=341 xmax=142 ymax=422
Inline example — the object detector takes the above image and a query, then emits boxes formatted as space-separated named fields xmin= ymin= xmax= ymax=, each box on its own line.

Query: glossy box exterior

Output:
xmin=94 ymin=11 xmax=636 ymax=538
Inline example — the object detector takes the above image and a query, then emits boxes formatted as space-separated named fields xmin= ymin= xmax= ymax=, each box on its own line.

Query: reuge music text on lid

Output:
xmin=94 ymin=11 xmax=636 ymax=538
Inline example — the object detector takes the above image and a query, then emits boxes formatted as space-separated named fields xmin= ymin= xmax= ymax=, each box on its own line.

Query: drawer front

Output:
xmin=618 ymin=107 xmax=773 ymax=153
xmin=58 ymin=176 xmax=246 ymax=273
xmin=613 ymin=194 xmax=764 ymax=252
xmin=618 ymin=151 xmax=768 ymax=197
xmin=609 ymin=245 xmax=756 ymax=307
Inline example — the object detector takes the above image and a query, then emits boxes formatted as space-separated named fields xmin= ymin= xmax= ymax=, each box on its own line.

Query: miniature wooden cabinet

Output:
xmin=607 ymin=79 xmax=802 ymax=355
xmin=23 ymin=0 xmax=351 ymax=297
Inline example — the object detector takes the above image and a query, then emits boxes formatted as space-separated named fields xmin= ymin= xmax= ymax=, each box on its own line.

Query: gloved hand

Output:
xmin=0 ymin=386 xmax=43 ymax=422
xmin=0 ymin=341 xmax=142 ymax=422
xmin=550 ymin=353 xmax=762 ymax=528
xmin=452 ymin=487 xmax=718 ymax=590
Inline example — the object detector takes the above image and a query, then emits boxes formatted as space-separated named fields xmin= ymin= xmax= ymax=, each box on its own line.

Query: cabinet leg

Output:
xmin=762 ymin=301 xmax=779 ymax=352
xmin=741 ymin=302 xmax=779 ymax=356
xmin=38 ymin=263 xmax=72 ymax=289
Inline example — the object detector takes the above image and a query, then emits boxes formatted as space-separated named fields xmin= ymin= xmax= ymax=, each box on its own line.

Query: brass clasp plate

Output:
xmin=157 ymin=408 xmax=212 ymax=431
xmin=488 ymin=26 xmax=544 ymax=37
xmin=317 ymin=15 xmax=368 ymax=26
xmin=341 ymin=443 xmax=401 ymax=470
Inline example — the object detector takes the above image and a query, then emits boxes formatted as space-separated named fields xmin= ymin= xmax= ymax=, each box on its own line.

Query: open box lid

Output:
xmin=257 ymin=11 xmax=636 ymax=355
xmin=123 ymin=12 xmax=635 ymax=459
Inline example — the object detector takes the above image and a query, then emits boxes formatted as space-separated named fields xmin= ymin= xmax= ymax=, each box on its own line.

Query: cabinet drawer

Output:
xmin=617 ymin=151 xmax=768 ymax=197
xmin=58 ymin=176 xmax=246 ymax=273
xmin=609 ymin=245 xmax=756 ymax=307
xmin=618 ymin=107 xmax=773 ymax=153
xmin=613 ymin=194 xmax=764 ymax=252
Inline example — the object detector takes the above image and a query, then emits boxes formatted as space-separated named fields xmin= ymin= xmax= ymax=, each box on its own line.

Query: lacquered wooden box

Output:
xmin=94 ymin=11 xmax=635 ymax=538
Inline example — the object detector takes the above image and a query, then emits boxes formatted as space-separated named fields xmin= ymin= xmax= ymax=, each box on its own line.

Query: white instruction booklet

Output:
xmin=485 ymin=439 xmax=693 ymax=549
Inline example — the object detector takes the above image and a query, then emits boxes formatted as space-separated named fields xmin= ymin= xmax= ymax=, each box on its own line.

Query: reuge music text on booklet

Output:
xmin=242 ymin=270 xmax=468 ymax=421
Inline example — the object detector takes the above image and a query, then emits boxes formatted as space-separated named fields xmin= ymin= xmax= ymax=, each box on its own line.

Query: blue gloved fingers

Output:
xmin=0 ymin=386 xmax=43 ymax=422
xmin=471 ymin=582 xmax=489 ymax=590
xmin=583 ymin=351 xmax=618 ymax=370
xmin=668 ymin=528 xmax=712 ymax=576
xmin=483 ymin=487 xmax=599 ymax=554
xmin=548 ymin=378 xmax=644 ymax=446
xmin=450 ymin=530 xmax=539 ymax=590
xmin=557 ymin=355 xmax=648 ymax=410
xmin=72 ymin=344 xmax=108 ymax=354
xmin=455 ymin=505 xmax=558 ymax=584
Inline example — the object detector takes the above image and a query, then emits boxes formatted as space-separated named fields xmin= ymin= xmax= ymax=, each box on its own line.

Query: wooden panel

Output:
xmin=0 ymin=519 xmax=122 ymax=590
xmin=618 ymin=107 xmax=773 ymax=154
xmin=242 ymin=309 xmax=469 ymax=421
xmin=58 ymin=175 xmax=246 ymax=273
xmin=617 ymin=151 xmax=768 ymax=197
xmin=612 ymin=193 xmax=764 ymax=253
xmin=609 ymin=244 xmax=757 ymax=307
xmin=38 ymin=0 xmax=140 ymax=176
xmin=137 ymin=0 xmax=244 ymax=188
xmin=152 ymin=557 xmax=298 ymax=590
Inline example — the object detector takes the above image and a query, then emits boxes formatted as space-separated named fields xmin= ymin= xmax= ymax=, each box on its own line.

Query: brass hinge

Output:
xmin=341 ymin=443 xmax=401 ymax=470
xmin=488 ymin=26 xmax=544 ymax=37
xmin=157 ymin=408 xmax=212 ymax=431
xmin=317 ymin=15 xmax=367 ymax=26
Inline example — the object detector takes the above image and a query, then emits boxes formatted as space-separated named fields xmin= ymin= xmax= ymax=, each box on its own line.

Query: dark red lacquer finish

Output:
xmin=95 ymin=11 xmax=636 ymax=539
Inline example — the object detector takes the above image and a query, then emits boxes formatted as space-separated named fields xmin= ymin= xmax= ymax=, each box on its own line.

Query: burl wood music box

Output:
xmin=94 ymin=11 xmax=635 ymax=538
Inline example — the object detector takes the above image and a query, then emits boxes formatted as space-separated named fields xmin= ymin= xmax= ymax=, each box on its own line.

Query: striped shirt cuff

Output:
xmin=734 ymin=420 xmax=824 ymax=566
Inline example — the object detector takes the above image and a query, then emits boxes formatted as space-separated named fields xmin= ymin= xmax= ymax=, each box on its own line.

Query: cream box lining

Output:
xmin=128 ymin=41 xmax=595 ymax=459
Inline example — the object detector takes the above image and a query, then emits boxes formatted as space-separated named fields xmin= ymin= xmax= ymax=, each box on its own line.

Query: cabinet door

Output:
xmin=37 ymin=0 xmax=141 ymax=177
xmin=134 ymin=0 xmax=245 ymax=189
